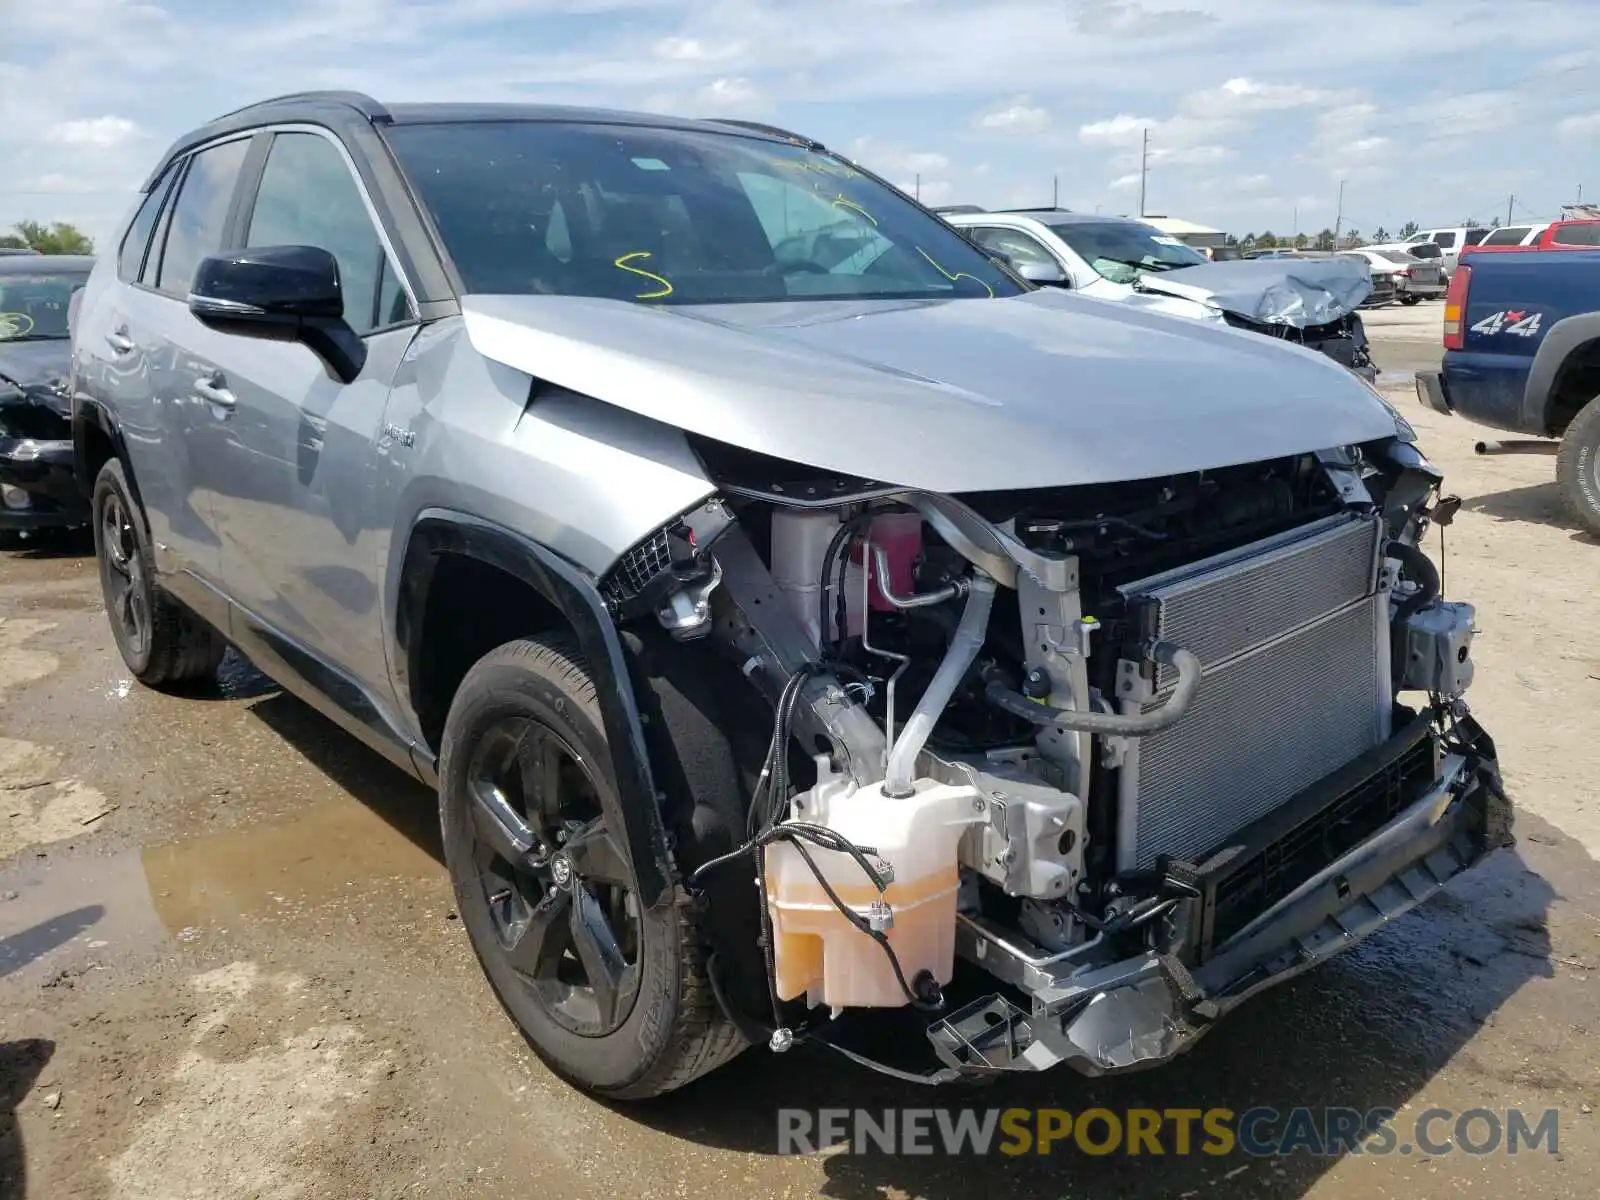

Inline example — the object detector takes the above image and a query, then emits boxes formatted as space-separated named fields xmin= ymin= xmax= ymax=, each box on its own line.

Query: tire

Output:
xmin=91 ymin=458 xmax=226 ymax=688
xmin=1401 ymin=295 xmax=1421 ymax=306
xmin=439 ymin=633 xmax=746 ymax=1099
xmin=1557 ymin=395 xmax=1600 ymax=539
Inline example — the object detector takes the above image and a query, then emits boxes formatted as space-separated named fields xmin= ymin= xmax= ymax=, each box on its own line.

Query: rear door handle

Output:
xmin=194 ymin=374 xmax=237 ymax=410
xmin=105 ymin=329 xmax=134 ymax=354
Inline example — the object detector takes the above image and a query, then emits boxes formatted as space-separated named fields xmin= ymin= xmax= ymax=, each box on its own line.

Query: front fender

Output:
xmin=396 ymin=510 xmax=675 ymax=908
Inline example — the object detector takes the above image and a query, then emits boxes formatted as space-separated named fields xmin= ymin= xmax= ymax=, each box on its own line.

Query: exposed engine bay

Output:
xmin=601 ymin=430 xmax=1504 ymax=1080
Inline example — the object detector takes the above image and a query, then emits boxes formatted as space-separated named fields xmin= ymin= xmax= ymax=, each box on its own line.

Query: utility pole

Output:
xmin=1506 ymin=193 xmax=1515 ymax=225
xmin=915 ymin=173 xmax=920 ymax=201
xmin=1293 ymin=205 xmax=1298 ymax=238
xmin=1138 ymin=127 xmax=1149 ymax=217
xmin=1333 ymin=179 xmax=1346 ymax=247
xmin=1052 ymin=174 xmax=1059 ymax=208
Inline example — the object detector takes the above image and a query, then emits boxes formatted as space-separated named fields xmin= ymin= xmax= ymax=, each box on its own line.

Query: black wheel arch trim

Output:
xmin=1524 ymin=311 xmax=1600 ymax=435
xmin=72 ymin=399 xmax=148 ymax=521
xmin=398 ymin=509 xmax=675 ymax=908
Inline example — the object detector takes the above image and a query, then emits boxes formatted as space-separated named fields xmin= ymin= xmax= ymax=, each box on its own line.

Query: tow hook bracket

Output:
xmin=927 ymin=994 xmax=1036 ymax=1071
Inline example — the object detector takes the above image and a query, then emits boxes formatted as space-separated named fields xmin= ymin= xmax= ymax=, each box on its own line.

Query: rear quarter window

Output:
xmin=1433 ymin=231 xmax=1458 ymax=248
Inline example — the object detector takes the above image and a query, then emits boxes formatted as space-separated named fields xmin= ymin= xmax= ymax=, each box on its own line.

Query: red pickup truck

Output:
xmin=1461 ymin=219 xmax=1600 ymax=256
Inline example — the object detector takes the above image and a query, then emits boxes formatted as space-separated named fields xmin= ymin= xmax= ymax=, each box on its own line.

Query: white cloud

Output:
xmin=977 ymin=97 xmax=1049 ymax=134
xmin=1151 ymin=143 xmax=1234 ymax=166
xmin=47 ymin=116 xmax=141 ymax=148
xmin=1109 ymin=173 xmax=1142 ymax=190
xmin=1069 ymin=0 xmax=1214 ymax=36
xmin=1080 ymin=114 xmax=1155 ymax=146
xmin=653 ymin=36 xmax=746 ymax=62
xmin=1559 ymin=112 xmax=1600 ymax=140
xmin=1235 ymin=173 xmax=1272 ymax=191
xmin=695 ymin=77 xmax=760 ymax=108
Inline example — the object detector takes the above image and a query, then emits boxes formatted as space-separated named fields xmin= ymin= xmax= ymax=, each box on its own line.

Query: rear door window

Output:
xmin=153 ymin=138 xmax=252 ymax=297
xmin=1464 ymin=229 xmax=1489 ymax=246
xmin=1480 ymin=227 xmax=1531 ymax=246
xmin=118 ymin=164 xmax=179 ymax=283
xmin=1432 ymin=231 xmax=1458 ymax=248
xmin=1551 ymin=223 xmax=1600 ymax=246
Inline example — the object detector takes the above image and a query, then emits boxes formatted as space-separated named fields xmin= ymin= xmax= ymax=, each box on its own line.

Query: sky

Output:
xmin=3 ymin=0 xmax=1598 ymax=251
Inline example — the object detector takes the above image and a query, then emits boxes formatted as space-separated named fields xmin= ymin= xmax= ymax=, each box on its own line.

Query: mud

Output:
xmin=2 ymin=375 xmax=1598 ymax=1199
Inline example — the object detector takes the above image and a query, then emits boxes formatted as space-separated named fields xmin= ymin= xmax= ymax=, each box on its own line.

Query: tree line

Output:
xmin=0 ymin=221 xmax=95 ymax=255
xmin=1224 ymin=222 xmax=1424 ymax=251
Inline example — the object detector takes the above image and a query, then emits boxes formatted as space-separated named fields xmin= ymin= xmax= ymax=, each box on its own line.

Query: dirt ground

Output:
xmin=2 ymin=312 xmax=1597 ymax=1198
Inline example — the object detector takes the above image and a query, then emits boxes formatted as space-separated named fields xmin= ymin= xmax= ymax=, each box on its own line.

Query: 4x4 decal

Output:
xmin=1471 ymin=309 xmax=1544 ymax=338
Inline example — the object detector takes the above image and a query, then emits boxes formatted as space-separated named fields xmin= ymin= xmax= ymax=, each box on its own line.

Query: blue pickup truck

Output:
xmin=1415 ymin=248 xmax=1600 ymax=536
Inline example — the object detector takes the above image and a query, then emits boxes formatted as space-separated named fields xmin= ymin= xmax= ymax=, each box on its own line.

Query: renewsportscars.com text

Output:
xmin=776 ymin=1106 xmax=1561 ymax=1158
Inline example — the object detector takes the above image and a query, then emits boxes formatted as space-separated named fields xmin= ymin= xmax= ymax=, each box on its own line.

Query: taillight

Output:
xmin=1443 ymin=265 xmax=1472 ymax=349
xmin=1402 ymin=267 xmax=1414 ymax=278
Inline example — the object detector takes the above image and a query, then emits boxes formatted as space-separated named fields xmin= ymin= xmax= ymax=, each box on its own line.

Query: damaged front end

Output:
xmin=613 ymin=430 xmax=1507 ymax=1082
xmin=1136 ymin=257 xmax=1380 ymax=383
xmin=0 ymin=369 xmax=85 ymax=532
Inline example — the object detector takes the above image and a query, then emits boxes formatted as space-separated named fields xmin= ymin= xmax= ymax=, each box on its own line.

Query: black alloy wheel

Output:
xmin=466 ymin=715 xmax=642 ymax=1036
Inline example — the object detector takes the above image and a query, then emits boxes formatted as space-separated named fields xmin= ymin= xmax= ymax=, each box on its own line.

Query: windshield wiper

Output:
xmin=0 ymin=334 xmax=67 ymax=343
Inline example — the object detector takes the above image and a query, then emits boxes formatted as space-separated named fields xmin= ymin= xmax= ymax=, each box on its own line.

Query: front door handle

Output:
xmin=194 ymin=374 xmax=237 ymax=410
xmin=105 ymin=329 xmax=134 ymax=354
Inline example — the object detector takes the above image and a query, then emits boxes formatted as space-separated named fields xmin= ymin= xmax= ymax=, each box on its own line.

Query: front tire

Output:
xmin=1401 ymin=295 xmax=1421 ymax=306
xmin=439 ymin=634 xmax=745 ymax=1099
xmin=1557 ymin=395 xmax=1600 ymax=538
xmin=91 ymin=459 xmax=226 ymax=688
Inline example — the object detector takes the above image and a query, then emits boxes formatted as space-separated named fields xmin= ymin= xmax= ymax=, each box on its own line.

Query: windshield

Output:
xmin=383 ymin=122 xmax=1022 ymax=305
xmin=0 ymin=270 xmax=88 ymax=341
xmin=1043 ymin=220 xmax=1207 ymax=283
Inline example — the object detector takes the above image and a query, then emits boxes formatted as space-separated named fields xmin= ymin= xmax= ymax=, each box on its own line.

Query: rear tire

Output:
xmin=1557 ymin=395 xmax=1600 ymax=539
xmin=439 ymin=633 xmax=746 ymax=1099
xmin=1401 ymin=295 xmax=1421 ymax=306
xmin=91 ymin=458 xmax=226 ymax=688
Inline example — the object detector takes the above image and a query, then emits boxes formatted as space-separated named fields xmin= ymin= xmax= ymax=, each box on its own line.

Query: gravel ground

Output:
xmin=2 ymin=321 xmax=1597 ymax=1198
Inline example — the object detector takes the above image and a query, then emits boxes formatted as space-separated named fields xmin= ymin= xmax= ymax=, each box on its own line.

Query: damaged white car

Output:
xmin=946 ymin=209 xmax=1381 ymax=382
xmin=75 ymin=95 xmax=1508 ymax=1098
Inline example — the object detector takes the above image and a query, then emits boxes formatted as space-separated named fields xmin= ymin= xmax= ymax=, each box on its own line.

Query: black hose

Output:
xmin=1388 ymin=538 xmax=1439 ymax=623
xmin=1387 ymin=538 xmax=1440 ymax=688
xmin=984 ymin=639 xmax=1202 ymax=736
xmin=816 ymin=512 xmax=876 ymax=655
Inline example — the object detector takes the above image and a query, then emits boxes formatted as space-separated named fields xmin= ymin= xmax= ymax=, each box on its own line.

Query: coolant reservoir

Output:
xmin=770 ymin=510 xmax=864 ymax=647
xmin=765 ymin=764 xmax=984 ymax=1010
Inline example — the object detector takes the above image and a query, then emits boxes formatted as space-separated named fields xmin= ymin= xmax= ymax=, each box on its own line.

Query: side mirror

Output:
xmin=1017 ymin=260 xmax=1069 ymax=287
xmin=189 ymin=246 xmax=365 ymax=383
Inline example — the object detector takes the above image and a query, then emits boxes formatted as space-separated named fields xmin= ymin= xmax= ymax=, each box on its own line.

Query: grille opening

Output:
xmin=1207 ymin=733 xmax=1436 ymax=948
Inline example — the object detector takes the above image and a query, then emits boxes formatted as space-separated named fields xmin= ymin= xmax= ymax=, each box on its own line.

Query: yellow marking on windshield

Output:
xmin=0 ymin=313 xmax=37 ymax=338
xmin=830 ymin=195 xmax=878 ymax=225
xmin=613 ymin=251 xmax=674 ymax=300
xmin=915 ymin=248 xmax=994 ymax=298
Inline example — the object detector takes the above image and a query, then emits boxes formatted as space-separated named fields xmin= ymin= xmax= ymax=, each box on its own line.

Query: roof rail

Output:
xmin=931 ymin=204 xmax=986 ymax=215
xmin=701 ymin=118 xmax=824 ymax=149
xmin=210 ymin=90 xmax=391 ymax=125
xmin=991 ymin=206 xmax=1073 ymax=214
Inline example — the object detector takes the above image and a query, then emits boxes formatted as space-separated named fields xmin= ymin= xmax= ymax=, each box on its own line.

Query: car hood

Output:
xmin=0 ymin=339 xmax=72 ymax=417
xmin=461 ymin=288 xmax=1402 ymax=493
xmin=1134 ymin=257 xmax=1373 ymax=328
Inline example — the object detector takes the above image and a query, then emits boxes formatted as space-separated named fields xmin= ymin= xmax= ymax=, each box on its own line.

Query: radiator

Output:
xmin=1114 ymin=514 xmax=1390 ymax=872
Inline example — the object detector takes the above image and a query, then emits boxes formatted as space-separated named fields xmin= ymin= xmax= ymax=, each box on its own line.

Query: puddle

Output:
xmin=0 ymin=847 xmax=167 ymax=982
xmin=141 ymin=797 xmax=442 ymax=933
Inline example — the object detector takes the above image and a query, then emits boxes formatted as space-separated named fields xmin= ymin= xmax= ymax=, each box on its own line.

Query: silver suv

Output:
xmin=71 ymin=91 xmax=1508 ymax=1099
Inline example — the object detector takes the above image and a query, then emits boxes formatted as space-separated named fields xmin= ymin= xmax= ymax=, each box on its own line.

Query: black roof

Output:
xmin=0 ymin=254 xmax=95 ymax=275
xmin=143 ymin=91 xmax=816 ymax=191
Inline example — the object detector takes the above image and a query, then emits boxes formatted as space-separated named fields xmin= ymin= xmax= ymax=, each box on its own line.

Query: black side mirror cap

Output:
xmin=189 ymin=246 xmax=365 ymax=383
